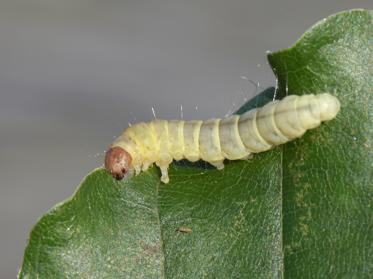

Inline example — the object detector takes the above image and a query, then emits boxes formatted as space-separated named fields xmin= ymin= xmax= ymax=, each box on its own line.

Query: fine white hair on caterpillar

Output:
xmin=105 ymin=93 xmax=340 ymax=183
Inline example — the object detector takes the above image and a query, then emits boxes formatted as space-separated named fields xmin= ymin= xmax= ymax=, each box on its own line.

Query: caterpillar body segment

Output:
xmin=183 ymin=120 xmax=203 ymax=162
xmin=219 ymin=115 xmax=248 ymax=160
xmin=105 ymin=93 xmax=340 ymax=183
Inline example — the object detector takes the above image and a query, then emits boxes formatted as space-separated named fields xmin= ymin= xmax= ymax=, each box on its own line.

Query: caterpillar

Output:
xmin=105 ymin=93 xmax=340 ymax=183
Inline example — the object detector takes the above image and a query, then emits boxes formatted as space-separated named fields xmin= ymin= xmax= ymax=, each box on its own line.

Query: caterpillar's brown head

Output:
xmin=105 ymin=146 xmax=132 ymax=180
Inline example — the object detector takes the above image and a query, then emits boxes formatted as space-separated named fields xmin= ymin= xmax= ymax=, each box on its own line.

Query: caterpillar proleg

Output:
xmin=105 ymin=93 xmax=340 ymax=183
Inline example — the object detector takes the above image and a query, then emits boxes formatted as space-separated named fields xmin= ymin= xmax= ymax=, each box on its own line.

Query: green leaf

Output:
xmin=269 ymin=10 xmax=373 ymax=278
xmin=19 ymin=90 xmax=283 ymax=278
xmin=267 ymin=9 xmax=373 ymax=278
xmin=20 ymin=9 xmax=372 ymax=278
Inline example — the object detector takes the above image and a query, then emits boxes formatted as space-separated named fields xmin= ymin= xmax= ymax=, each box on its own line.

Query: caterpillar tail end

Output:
xmin=105 ymin=146 xmax=132 ymax=180
xmin=317 ymin=93 xmax=341 ymax=121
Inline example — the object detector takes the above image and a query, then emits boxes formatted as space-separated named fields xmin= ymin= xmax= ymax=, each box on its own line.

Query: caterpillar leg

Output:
xmin=159 ymin=165 xmax=170 ymax=184
xmin=210 ymin=160 xmax=225 ymax=170
xmin=241 ymin=154 xmax=253 ymax=160
xmin=134 ymin=165 xmax=142 ymax=175
xmin=142 ymin=162 xmax=152 ymax=172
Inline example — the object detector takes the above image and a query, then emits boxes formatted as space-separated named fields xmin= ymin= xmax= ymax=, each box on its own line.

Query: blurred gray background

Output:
xmin=0 ymin=0 xmax=371 ymax=277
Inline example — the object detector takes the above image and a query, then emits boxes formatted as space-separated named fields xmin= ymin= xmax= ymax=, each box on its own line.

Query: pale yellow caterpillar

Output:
xmin=105 ymin=93 xmax=340 ymax=183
